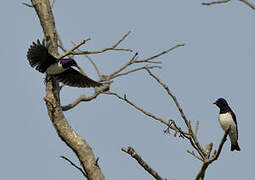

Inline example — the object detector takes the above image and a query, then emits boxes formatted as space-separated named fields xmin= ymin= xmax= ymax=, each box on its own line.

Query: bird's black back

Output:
xmin=230 ymin=110 xmax=238 ymax=137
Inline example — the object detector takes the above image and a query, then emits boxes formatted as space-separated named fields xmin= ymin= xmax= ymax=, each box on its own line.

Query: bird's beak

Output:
xmin=213 ymin=102 xmax=216 ymax=104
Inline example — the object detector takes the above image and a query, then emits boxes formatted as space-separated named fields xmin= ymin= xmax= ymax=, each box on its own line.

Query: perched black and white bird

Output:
xmin=26 ymin=40 xmax=102 ymax=88
xmin=214 ymin=98 xmax=240 ymax=151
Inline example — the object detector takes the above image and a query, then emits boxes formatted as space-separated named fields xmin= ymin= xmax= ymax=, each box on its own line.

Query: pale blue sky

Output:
xmin=1 ymin=1 xmax=254 ymax=179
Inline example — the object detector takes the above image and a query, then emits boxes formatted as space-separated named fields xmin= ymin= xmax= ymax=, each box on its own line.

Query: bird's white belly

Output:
xmin=46 ymin=63 xmax=66 ymax=75
xmin=218 ymin=112 xmax=237 ymax=143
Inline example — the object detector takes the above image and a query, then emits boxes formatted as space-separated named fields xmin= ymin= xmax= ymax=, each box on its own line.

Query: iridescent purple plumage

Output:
xmin=59 ymin=58 xmax=77 ymax=68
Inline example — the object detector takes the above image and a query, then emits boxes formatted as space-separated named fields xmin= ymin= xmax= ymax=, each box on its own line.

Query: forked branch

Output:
xmin=195 ymin=128 xmax=230 ymax=180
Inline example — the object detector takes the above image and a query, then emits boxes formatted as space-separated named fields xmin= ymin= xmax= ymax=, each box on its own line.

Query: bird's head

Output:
xmin=213 ymin=98 xmax=228 ymax=108
xmin=60 ymin=58 xmax=78 ymax=68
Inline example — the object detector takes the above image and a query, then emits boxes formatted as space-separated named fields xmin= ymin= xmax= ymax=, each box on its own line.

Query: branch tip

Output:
xmin=22 ymin=2 xmax=33 ymax=7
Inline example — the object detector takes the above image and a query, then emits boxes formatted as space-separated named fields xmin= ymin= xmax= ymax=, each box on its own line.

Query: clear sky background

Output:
xmin=1 ymin=0 xmax=254 ymax=179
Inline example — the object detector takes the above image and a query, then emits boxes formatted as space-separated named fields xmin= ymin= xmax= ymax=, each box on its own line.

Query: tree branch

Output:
xmin=135 ymin=43 xmax=185 ymax=64
xmin=202 ymin=0 xmax=255 ymax=10
xmin=202 ymin=0 xmax=231 ymax=6
xmin=194 ymin=120 xmax=199 ymax=138
xmin=122 ymin=146 xmax=166 ymax=180
xmin=187 ymin=150 xmax=203 ymax=161
xmin=112 ymin=66 xmax=161 ymax=79
xmin=111 ymin=31 xmax=131 ymax=49
xmin=62 ymin=43 xmax=184 ymax=110
xmin=61 ymin=84 xmax=110 ymax=111
xmin=85 ymin=54 xmax=102 ymax=78
xmin=104 ymin=91 xmax=190 ymax=137
xmin=240 ymin=0 xmax=255 ymax=9
xmin=195 ymin=128 xmax=229 ymax=180
xmin=208 ymin=128 xmax=229 ymax=162
xmin=144 ymin=67 xmax=206 ymax=158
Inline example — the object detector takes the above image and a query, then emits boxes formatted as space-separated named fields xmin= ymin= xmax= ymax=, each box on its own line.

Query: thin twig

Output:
xmin=22 ymin=2 xmax=33 ymax=7
xmin=187 ymin=136 xmax=205 ymax=159
xmin=112 ymin=66 xmax=161 ymax=79
xmin=202 ymin=0 xmax=230 ymax=5
xmin=85 ymin=54 xmax=102 ymax=78
xmin=187 ymin=150 xmax=203 ymax=161
xmin=135 ymin=43 xmax=185 ymax=63
xmin=57 ymin=38 xmax=91 ymax=59
xmin=60 ymin=156 xmax=88 ymax=178
xmin=77 ymin=48 xmax=133 ymax=54
xmin=57 ymin=31 xmax=68 ymax=52
xmin=112 ymin=31 xmax=131 ymax=48
xmin=122 ymin=146 xmax=166 ymax=180
xmin=144 ymin=68 xmax=190 ymax=127
xmin=195 ymin=120 xmax=199 ymax=138
xmin=202 ymin=0 xmax=255 ymax=9
xmin=73 ymin=31 xmax=133 ymax=55
xmin=135 ymin=60 xmax=162 ymax=64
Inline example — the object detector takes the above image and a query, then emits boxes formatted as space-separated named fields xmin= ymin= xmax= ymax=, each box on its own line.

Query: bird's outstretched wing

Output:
xmin=54 ymin=68 xmax=102 ymax=88
xmin=27 ymin=40 xmax=57 ymax=73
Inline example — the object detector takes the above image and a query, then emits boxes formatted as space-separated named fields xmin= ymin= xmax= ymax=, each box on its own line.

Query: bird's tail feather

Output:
xmin=231 ymin=142 xmax=241 ymax=151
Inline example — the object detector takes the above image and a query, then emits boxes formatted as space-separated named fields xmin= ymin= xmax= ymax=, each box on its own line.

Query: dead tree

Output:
xmin=24 ymin=0 xmax=235 ymax=179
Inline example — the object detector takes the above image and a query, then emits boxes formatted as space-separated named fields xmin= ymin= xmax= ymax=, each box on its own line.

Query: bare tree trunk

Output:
xmin=30 ymin=0 xmax=105 ymax=179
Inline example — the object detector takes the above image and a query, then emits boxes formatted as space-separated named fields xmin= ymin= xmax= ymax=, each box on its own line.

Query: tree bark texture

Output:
xmin=31 ymin=0 xmax=105 ymax=179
